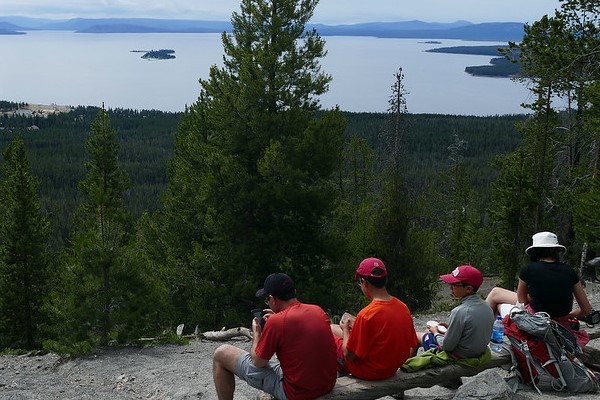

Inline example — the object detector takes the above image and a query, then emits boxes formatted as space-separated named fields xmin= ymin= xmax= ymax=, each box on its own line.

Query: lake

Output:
xmin=0 ymin=31 xmax=534 ymax=115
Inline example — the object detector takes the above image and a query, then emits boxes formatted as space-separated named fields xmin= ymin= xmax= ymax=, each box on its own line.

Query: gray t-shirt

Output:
xmin=442 ymin=294 xmax=494 ymax=358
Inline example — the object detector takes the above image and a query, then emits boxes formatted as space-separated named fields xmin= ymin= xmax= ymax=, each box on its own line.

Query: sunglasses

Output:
xmin=450 ymin=283 xmax=468 ymax=287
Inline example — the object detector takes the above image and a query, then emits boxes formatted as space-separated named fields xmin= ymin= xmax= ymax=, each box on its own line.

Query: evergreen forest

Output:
xmin=1 ymin=0 xmax=599 ymax=353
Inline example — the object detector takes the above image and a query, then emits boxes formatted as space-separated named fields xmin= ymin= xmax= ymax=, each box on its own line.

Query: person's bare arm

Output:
xmin=569 ymin=282 xmax=593 ymax=318
xmin=250 ymin=318 xmax=269 ymax=368
xmin=516 ymin=279 xmax=529 ymax=305
xmin=340 ymin=319 xmax=358 ymax=362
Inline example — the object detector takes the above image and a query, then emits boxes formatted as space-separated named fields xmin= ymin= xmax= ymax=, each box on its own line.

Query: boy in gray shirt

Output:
xmin=418 ymin=265 xmax=494 ymax=358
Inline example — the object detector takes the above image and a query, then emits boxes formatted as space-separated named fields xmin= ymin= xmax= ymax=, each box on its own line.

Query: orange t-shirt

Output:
xmin=345 ymin=297 xmax=417 ymax=380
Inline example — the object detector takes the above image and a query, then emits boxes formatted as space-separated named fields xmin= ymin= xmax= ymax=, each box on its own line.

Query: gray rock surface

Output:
xmin=453 ymin=369 xmax=513 ymax=399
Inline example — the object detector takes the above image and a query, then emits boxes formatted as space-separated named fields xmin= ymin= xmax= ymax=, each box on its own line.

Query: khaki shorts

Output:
xmin=235 ymin=352 xmax=287 ymax=400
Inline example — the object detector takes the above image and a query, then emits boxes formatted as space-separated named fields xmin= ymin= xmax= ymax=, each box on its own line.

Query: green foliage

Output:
xmin=573 ymin=81 xmax=600 ymax=251
xmin=0 ymin=107 xmax=178 ymax=246
xmin=0 ymin=347 xmax=32 ymax=356
xmin=346 ymin=68 xmax=441 ymax=312
xmin=0 ymin=136 xmax=52 ymax=350
xmin=573 ymin=178 xmax=600 ymax=250
xmin=42 ymin=339 xmax=94 ymax=357
xmin=424 ymin=135 xmax=484 ymax=271
xmin=489 ymin=147 xmax=537 ymax=288
xmin=54 ymin=107 xmax=134 ymax=345
xmin=490 ymin=1 xmax=600 ymax=286
xmin=389 ymin=226 xmax=442 ymax=312
xmin=158 ymin=0 xmax=348 ymax=327
xmin=0 ymin=103 xmax=531 ymax=349
xmin=0 ymin=106 xmax=523 ymax=248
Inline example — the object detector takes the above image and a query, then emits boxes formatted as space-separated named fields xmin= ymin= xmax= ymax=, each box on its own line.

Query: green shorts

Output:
xmin=235 ymin=352 xmax=287 ymax=400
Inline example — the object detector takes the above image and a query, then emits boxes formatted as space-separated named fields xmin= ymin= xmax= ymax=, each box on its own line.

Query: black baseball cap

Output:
xmin=255 ymin=273 xmax=296 ymax=299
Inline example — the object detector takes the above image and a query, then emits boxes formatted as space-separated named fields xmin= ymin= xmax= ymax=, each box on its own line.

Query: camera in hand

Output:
xmin=251 ymin=308 xmax=266 ymax=329
xmin=578 ymin=310 xmax=600 ymax=326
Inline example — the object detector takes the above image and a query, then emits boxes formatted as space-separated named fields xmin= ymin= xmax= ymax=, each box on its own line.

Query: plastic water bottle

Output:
xmin=490 ymin=316 xmax=504 ymax=353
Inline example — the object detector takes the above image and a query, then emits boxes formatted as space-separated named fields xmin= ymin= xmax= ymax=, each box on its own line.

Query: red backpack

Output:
xmin=503 ymin=309 xmax=599 ymax=394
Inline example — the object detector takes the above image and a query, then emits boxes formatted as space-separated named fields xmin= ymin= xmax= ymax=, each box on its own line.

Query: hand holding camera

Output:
xmin=251 ymin=308 xmax=266 ymax=329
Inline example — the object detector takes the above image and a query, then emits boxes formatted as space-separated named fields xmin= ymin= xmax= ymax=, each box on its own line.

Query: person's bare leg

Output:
xmin=485 ymin=287 xmax=517 ymax=316
xmin=213 ymin=344 xmax=246 ymax=400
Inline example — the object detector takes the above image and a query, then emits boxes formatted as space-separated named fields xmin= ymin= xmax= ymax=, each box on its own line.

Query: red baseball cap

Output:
xmin=355 ymin=257 xmax=388 ymax=279
xmin=440 ymin=265 xmax=483 ymax=287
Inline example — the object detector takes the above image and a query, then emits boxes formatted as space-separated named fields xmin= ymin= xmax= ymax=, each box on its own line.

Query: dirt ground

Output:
xmin=1 ymin=279 xmax=599 ymax=400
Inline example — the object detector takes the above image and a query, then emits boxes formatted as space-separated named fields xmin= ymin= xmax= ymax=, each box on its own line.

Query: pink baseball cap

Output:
xmin=440 ymin=265 xmax=483 ymax=288
xmin=355 ymin=257 xmax=388 ymax=279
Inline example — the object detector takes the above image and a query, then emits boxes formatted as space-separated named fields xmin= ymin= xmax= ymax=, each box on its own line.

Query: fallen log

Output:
xmin=318 ymin=351 xmax=511 ymax=399
xmin=137 ymin=326 xmax=253 ymax=343
xmin=317 ymin=326 xmax=600 ymax=399
xmin=200 ymin=327 xmax=252 ymax=341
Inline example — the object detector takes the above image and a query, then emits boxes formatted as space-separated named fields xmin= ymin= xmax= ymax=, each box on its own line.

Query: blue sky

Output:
xmin=2 ymin=0 xmax=562 ymax=24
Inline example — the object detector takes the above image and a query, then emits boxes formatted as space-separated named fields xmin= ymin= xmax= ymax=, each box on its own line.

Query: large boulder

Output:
xmin=454 ymin=369 xmax=514 ymax=400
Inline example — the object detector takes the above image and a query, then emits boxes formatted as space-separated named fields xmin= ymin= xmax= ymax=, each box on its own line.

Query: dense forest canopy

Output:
xmin=1 ymin=0 xmax=598 ymax=353
xmin=0 ymin=106 xmax=523 ymax=245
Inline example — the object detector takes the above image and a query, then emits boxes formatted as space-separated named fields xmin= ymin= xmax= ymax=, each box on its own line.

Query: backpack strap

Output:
xmin=508 ymin=336 xmax=543 ymax=394
xmin=543 ymin=340 xmax=568 ymax=391
xmin=507 ymin=335 xmax=567 ymax=394
xmin=502 ymin=340 xmax=523 ymax=393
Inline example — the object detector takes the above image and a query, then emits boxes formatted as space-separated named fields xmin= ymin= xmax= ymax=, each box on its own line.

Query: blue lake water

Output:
xmin=0 ymin=31 xmax=535 ymax=115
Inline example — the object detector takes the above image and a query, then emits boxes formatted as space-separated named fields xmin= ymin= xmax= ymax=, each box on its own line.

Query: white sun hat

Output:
xmin=525 ymin=231 xmax=566 ymax=255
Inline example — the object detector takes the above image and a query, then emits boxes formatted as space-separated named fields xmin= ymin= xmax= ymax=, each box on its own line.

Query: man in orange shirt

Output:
xmin=331 ymin=258 xmax=418 ymax=380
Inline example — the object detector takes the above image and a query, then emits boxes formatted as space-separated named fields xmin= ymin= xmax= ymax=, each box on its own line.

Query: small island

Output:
xmin=139 ymin=49 xmax=176 ymax=60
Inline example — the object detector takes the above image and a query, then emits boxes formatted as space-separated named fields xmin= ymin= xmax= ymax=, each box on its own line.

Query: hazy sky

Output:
xmin=3 ymin=0 xmax=562 ymax=24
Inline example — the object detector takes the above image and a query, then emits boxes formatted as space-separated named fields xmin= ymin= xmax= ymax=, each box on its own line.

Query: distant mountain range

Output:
xmin=0 ymin=16 xmax=526 ymax=42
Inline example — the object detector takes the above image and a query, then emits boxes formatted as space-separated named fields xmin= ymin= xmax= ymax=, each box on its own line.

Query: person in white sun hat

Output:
xmin=485 ymin=231 xmax=593 ymax=347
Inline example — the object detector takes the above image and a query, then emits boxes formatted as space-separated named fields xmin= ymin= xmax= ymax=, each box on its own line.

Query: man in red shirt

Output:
xmin=331 ymin=257 xmax=418 ymax=380
xmin=213 ymin=273 xmax=338 ymax=399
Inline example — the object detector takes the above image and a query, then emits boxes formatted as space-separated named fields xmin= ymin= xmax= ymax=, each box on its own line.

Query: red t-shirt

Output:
xmin=255 ymin=301 xmax=337 ymax=400
xmin=346 ymin=297 xmax=417 ymax=380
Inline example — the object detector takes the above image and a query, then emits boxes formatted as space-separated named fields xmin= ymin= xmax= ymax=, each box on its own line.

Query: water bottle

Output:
xmin=490 ymin=316 xmax=504 ymax=353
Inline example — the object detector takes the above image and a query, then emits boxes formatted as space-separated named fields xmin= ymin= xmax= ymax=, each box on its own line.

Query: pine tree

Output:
xmin=370 ymin=67 xmax=438 ymax=311
xmin=374 ymin=67 xmax=412 ymax=292
xmin=489 ymin=146 xmax=537 ymax=288
xmin=444 ymin=135 xmax=481 ymax=268
xmin=161 ymin=0 xmax=347 ymax=324
xmin=60 ymin=106 xmax=132 ymax=344
xmin=0 ymin=136 xmax=51 ymax=349
xmin=336 ymin=135 xmax=376 ymax=257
